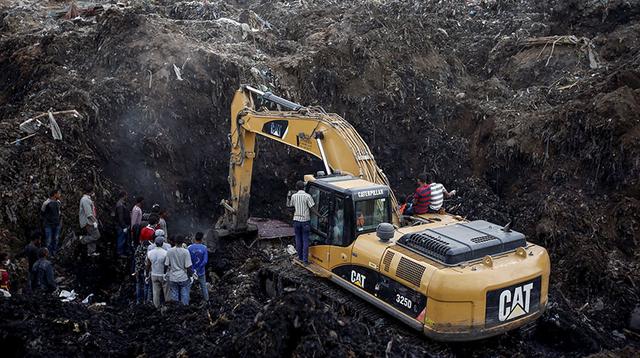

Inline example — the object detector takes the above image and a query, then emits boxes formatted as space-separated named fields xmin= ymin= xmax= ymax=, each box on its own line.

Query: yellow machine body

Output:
xmin=217 ymin=85 xmax=551 ymax=341
xmin=301 ymin=176 xmax=550 ymax=341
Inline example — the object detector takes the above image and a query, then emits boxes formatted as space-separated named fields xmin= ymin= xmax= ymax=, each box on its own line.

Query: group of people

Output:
xmin=133 ymin=229 xmax=209 ymax=307
xmin=0 ymin=189 xmax=63 ymax=295
xmin=113 ymin=190 xmax=210 ymax=307
xmin=0 ymin=185 xmax=210 ymax=307
xmin=401 ymin=173 xmax=456 ymax=215
xmin=0 ymin=235 xmax=59 ymax=295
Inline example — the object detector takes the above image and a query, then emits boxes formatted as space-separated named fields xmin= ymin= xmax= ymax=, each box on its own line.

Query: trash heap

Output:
xmin=1 ymin=0 xmax=639 ymax=356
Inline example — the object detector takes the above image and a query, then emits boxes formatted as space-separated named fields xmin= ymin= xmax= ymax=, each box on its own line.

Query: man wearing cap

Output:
xmin=146 ymin=236 xmax=170 ymax=308
xmin=148 ymin=229 xmax=171 ymax=252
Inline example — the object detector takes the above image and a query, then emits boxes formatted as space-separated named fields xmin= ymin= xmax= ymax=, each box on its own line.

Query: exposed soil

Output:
xmin=1 ymin=0 xmax=639 ymax=356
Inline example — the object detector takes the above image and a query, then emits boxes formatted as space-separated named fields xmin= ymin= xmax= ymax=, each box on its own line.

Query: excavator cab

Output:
xmin=308 ymin=175 xmax=391 ymax=246
xmin=305 ymin=174 xmax=393 ymax=269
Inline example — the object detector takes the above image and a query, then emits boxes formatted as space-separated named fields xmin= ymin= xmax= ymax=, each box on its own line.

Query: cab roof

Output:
xmin=312 ymin=175 xmax=389 ymax=201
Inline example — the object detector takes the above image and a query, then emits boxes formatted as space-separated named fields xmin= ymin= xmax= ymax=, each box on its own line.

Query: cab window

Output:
xmin=309 ymin=186 xmax=330 ymax=236
xmin=354 ymin=198 xmax=389 ymax=233
xmin=331 ymin=197 xmax=345 ymax=244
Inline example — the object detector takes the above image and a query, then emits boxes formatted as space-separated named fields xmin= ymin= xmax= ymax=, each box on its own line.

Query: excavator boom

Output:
xmin=218 ymin=85 xmax=398 ymax=234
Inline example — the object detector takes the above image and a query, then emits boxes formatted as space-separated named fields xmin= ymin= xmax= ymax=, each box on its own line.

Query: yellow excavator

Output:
xmin=214 ymin=85 xmax=550 ymax=341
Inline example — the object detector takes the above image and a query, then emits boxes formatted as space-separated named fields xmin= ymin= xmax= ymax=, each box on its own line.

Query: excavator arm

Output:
xmin=216 ymin=85 xmax=399 ymax=235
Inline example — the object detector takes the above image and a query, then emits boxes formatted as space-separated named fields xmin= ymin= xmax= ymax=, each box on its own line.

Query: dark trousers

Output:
xmin=135 ymin=272 xmax=151 ymax=304
xmin=294 ymin=221 xmax=310 ymax=263
xmin=116 ymin=228 xmax=127 ymax=256
xmin=44 ymin=224 xmax=61 ymax=256
xmin=169 ymin=280 xmax=191 ymax=305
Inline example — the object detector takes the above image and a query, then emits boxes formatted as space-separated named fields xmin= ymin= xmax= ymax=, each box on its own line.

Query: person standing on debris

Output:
xmin=165 ymin=237 xmax=193 ymax=305
xmin=32 ymin=248 xmax=57 ymax=293
xmin=158 ymin=209 xmax=169 ymax=239
xmin=134 ymin=240 xmax=151 ymax=304
xmin=290 ymin=180 xmax=322 ymax=265
xmin=131 ymin=196 xmax=144 ymax=229
xmin=146 ymin=236 xmax=170 ymax=308
xmin=142 ymin=203 xmax=160 ymax=224
xmin=0 ymin=253 xmax=10 ymax=293
xmin=41 ymin=188 xmax=62 ymax=257
xmin=130 ymin=197 xmax=145 ymax=250
xmin=79 ymin=184 xmax=100 ymax=256
xmin=16 ymin=235 xmax=41 ymax=293
xmin=115 ymin=191 xmax=130 ymax=257
xmin=188 ymin=232 xmax=209 ymax=303
xmin=140 ymin=215 xmax=160 ymax=242
xmin=150 ymin=203 xmax=161 ymax=216
xmin=147 ymin=229 xmax=171 ymax=252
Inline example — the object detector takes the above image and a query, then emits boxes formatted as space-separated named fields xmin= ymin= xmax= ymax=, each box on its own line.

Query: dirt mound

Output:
xmin=1 ymin=0 xmax=640 ymax=356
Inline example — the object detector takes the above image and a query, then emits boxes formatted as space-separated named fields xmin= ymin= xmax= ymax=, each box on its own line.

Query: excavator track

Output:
xmin=257 ymin=257 xmax=441 ymax=355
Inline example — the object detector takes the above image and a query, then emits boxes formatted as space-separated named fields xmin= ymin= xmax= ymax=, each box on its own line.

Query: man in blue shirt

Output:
xmin=187 ymin=232 xmax=209 ymax=303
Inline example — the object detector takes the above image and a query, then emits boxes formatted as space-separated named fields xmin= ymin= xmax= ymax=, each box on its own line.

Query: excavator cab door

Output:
xmin=327 ymin=196 xmax=355 ymax=269
xmin=307 ymin=184 xmax=353 ymax=270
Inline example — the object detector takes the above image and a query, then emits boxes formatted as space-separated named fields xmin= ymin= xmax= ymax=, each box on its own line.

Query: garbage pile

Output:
xmin=1 ymin=0 xmax=639 ymax=356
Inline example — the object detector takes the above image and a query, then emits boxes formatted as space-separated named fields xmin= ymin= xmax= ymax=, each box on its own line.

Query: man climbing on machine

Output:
xmin=290 ymin=180 xmax=323 ymax=265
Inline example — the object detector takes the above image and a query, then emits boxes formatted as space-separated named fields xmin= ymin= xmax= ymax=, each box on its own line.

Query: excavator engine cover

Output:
xmin=396 ymin=220 xmax=526 ymax=265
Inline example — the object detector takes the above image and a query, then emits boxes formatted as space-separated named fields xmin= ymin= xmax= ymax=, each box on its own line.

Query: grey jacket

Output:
xmin=79 ymin=194 xmax=96 ymax=228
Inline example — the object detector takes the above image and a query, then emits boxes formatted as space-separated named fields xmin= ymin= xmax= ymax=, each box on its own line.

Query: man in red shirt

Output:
xmin=409 ymin=173 xmax=432 ymax=215
xmin=0 ymin=252 xmax=10 ymax=292
xmin=139 ymin=215 xmax=160 ymax=242
xmin=404 ymin=173 xmax=455 ymax=215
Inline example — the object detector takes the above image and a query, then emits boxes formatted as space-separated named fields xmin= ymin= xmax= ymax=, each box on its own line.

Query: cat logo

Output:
xmin=350 ymin=270 xmax=366 ymax=288
xmin=498 ymin=282 xmax=534 ymax=321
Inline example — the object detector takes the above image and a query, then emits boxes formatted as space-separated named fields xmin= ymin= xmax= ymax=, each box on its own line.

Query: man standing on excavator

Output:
xmin=291 ymin=181 xmax=322 ymax=265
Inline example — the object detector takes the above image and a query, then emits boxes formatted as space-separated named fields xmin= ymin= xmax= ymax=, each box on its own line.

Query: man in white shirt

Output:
xmin=290 ymin=181 xmax=322 ymax=265
xmin=78 ymin=184 xmax=100 ymax=256
xmin=164 ymin=237 xmax=193 ymax=305
xmin=146 ymin=236 xmax=169 ymax=308
xmin=147 ymin=229 xmax=171 ymax=252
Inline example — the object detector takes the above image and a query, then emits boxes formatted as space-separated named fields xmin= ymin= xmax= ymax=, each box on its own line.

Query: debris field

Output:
xmin=1 ymin=0 xmax=639 ymax=357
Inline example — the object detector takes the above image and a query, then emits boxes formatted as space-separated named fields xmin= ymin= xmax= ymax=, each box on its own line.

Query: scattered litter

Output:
xmin=522 ymin=35 xmax=602 ymax=68
xmin=173 ymin=64 xmax=183 ymax=81
xmin=48 ymin=110 xmax=63 ymax=140
xmin=59 ymin=289 xmax=77 ymax=302
xmin=9 ymin=109 xmax=81 ymax=145
xmin=81 ymin=293 xmax=94 ymax=304
xmin=286 ymin=245 xmax=297 ymax=255
xmin=0 ymin=289 xmax=11 ymax=298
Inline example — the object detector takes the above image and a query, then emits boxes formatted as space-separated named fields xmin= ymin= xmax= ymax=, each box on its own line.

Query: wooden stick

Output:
xmin=6 ymin=133 xmax=38 ymax=145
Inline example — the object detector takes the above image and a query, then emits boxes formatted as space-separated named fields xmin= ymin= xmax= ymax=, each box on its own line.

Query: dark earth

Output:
xmin=1 ymin=0 xmax=640 ymax=356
